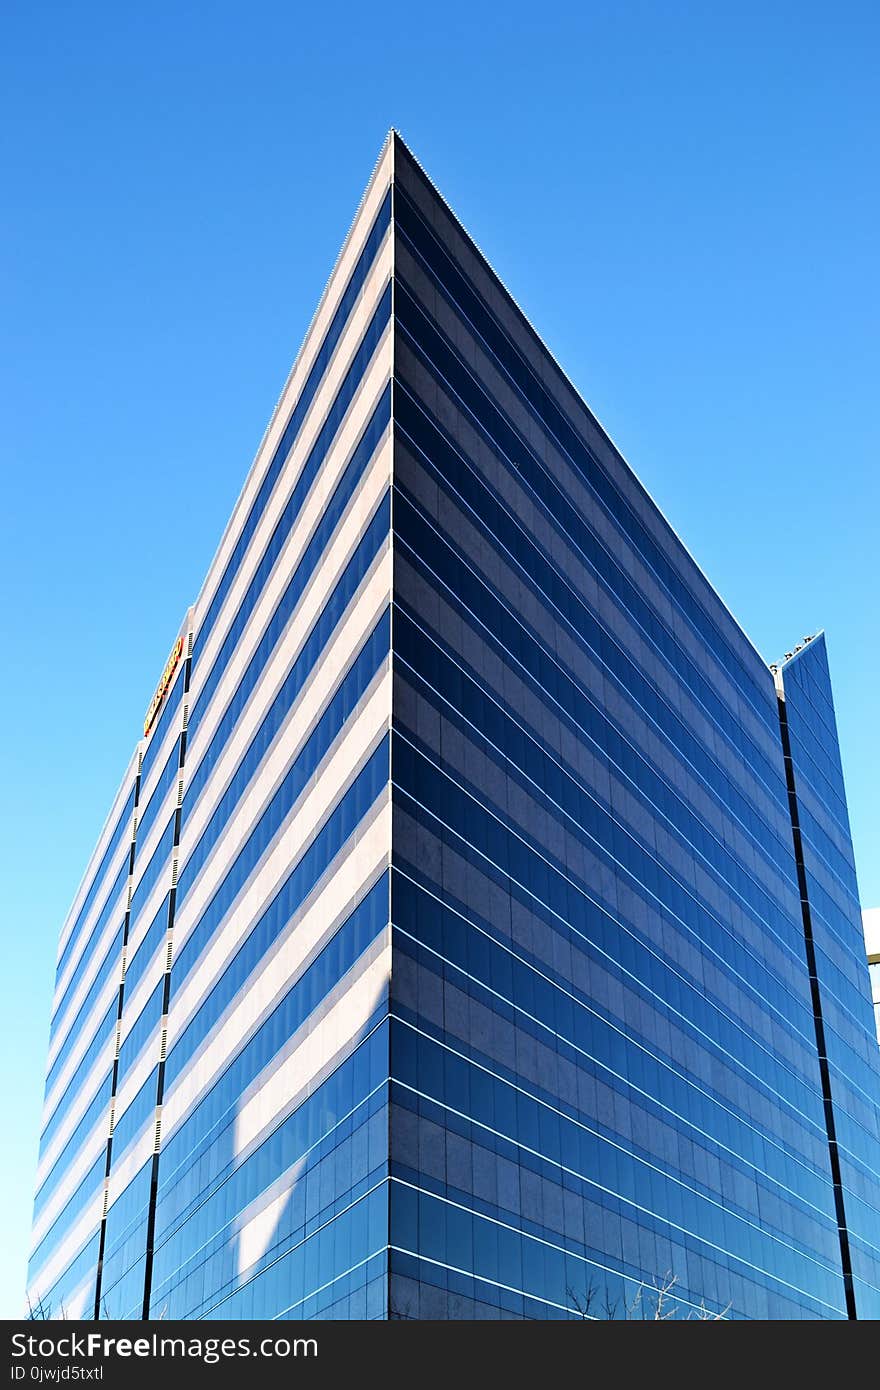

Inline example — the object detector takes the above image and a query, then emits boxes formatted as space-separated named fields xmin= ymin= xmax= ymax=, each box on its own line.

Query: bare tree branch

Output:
xmin=569 ymin=1270 xmax=729 ymax=1321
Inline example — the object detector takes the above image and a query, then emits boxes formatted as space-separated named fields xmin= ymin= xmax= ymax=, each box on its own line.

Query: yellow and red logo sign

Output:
xmin=144 ymin=635 xmax=184 ymax=738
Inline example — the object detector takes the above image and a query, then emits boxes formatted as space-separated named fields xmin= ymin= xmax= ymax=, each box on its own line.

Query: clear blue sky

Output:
xmin=1 ymin=0 xmax=877 ymax=1320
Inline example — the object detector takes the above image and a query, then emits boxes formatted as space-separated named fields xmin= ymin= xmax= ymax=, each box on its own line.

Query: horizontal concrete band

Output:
xmin=187 ymin=253 xmax=393 ymax=725
xmin=190 ymin=144 xmax=393 ymax=661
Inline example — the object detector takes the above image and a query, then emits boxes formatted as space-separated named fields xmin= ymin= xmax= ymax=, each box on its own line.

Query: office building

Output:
xmin=27 ymin=133 xmax=880 ymax=1321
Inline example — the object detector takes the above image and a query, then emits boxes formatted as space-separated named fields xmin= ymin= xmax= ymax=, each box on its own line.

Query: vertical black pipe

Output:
xmin=777 ymin=690 xmax=857 ymax=1320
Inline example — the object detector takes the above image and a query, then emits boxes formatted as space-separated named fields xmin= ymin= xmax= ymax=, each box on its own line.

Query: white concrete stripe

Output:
xmin=106 ymin=1118 xmax=156 ymax=1212
xmin=45 ymin=964 xmax=120 ymax=1105
xmin=189 ymin=252 xmax=392 ymax=719
xmin=186 ymin=304 xmax=392 ymax=747
xmin=129 ymin=782 xmax=178 ymax=903
xmin=234 ymin=945 xmax=391 ymax=1156
xmin=43 ymin=884 xmax=128 ymax=1130
xmin=113 ymin=1018 xmax=162 ymax=1126
xmin=53 ymin=620 xmax=186 ymax=1012
xmin=46 ymin=913 xmax=124 ymax=1079
xmin=137 ymin=654 xmax=187 ymax=807
xmin=55 ymin=751 xmax=138 ymax=965
xmin=178 ymin=527 xmax=391 ymax=905
xmin=30 ymin=1111 xmax=108 ymax=1256
xmin=52 ymin=822 xmax=132 ymax=1028
xmin=27 ymin=1190 xmax=104 ymax=1313
xmin=163 ymin=795 xmax=391 ymax=1139
xmin=191 ymin=144 xmax=392 ymax=648
xmin=182 ymin=376 xmax=391 ymax=808
xmin=36 ymin=1032 xmax=117 ymax=1190
xmin=118 ymin=945 xmax=168 ymax=1051
xmin=172 ymin=663 xmax=391 ymax=966
xmin=123 ymin=855 xmax=175 ymax=987
xmin=52 ymin=621 xmax=186 ymax=1046
xmin=56 ymin=1267 xmax=96 ymax=1321
xmin=125 ymin=899 xmax=171 ymax=976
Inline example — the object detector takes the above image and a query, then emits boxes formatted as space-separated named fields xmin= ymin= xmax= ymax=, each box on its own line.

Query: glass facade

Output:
xmin=775 ymin=638 xmax=880 ymax=1317
xmin=27 ymin=133 xmax=880 ymax=1321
